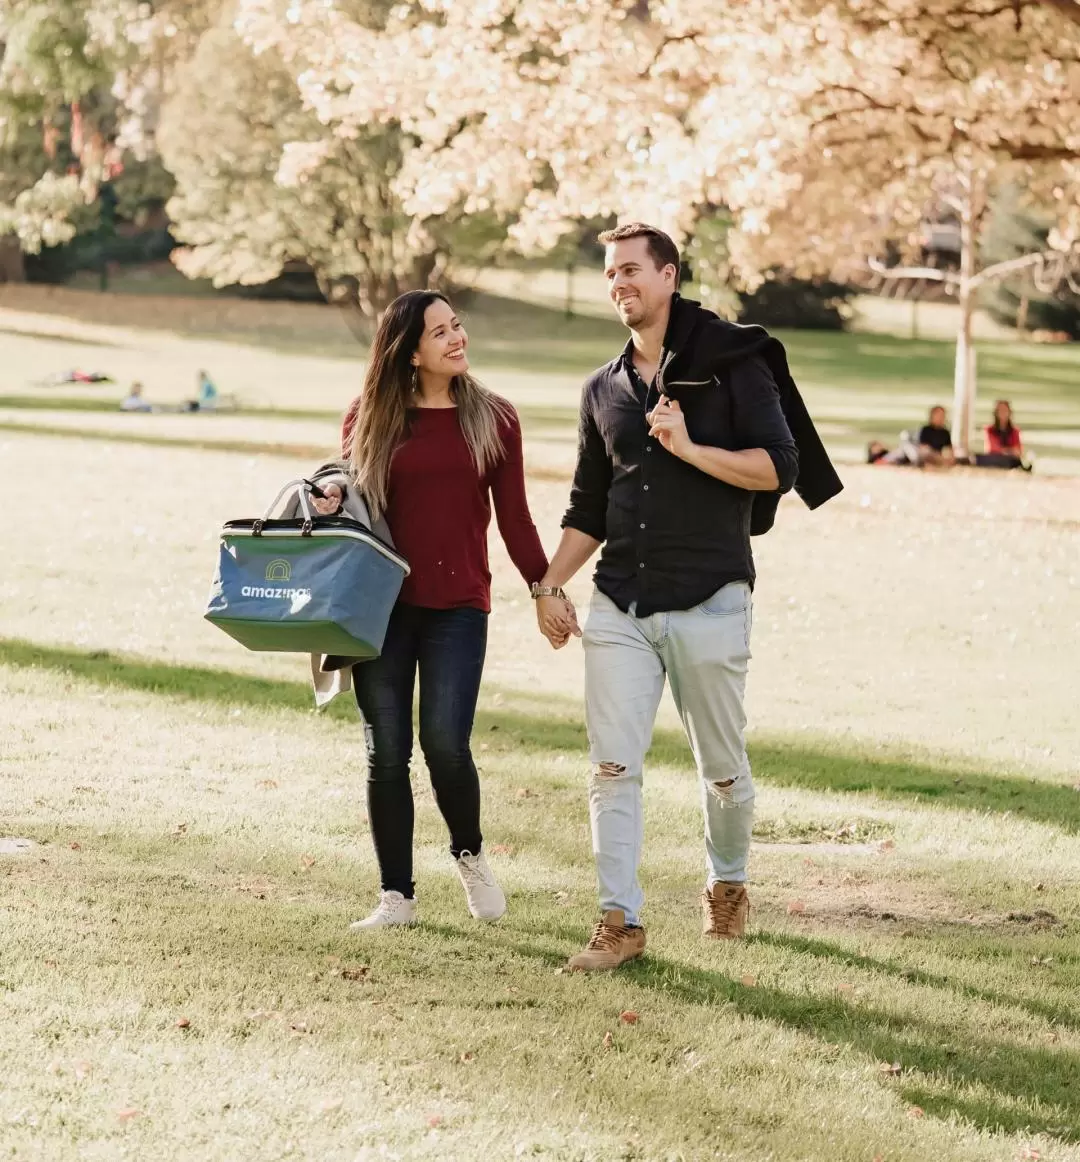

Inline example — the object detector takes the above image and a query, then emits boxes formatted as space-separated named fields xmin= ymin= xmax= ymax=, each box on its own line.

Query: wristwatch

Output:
xmin=530 ymin=583 xmax=567 ymax=600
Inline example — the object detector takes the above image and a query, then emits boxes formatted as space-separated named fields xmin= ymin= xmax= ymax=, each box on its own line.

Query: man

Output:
xmin=119 ymin=381 xmax=153 ymax=412
xmin=916 ymin=406 xmax=954 ymax=466
xmin=533 ymin=223 xmax=842 ymax=972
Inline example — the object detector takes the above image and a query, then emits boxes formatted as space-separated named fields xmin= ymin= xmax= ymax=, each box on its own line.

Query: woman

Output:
xmin=984 ymin=399 xmax=1025 ymax=466
xmin=315 ymin=291 xmax=561 ymax=930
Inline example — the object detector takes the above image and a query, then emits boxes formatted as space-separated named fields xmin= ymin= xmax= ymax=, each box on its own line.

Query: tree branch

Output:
xmin=639 ymin=32 xmax=704 ymax=77
xmin=867 ymin=256 xmax=961 ymax=286
xmin=997 ymin=137 xmax=1080 ymax=161
xmin=969 ymin=251 xmax=1049 ymax=288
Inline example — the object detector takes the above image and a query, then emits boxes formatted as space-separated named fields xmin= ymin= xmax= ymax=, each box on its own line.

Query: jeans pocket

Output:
xmin=698 ymin=581 xmax=750 ymax=618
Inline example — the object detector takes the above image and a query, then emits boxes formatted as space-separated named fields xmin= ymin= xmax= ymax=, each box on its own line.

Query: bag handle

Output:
xmin=253 ymin=478 xmax=317 ymax=536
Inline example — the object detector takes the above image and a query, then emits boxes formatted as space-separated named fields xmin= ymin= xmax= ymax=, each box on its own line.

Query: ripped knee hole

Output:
xmin=708 ymin=776 xmax=739 ymax=802
xmin=593 ymin=762 xmax=628 ymax=778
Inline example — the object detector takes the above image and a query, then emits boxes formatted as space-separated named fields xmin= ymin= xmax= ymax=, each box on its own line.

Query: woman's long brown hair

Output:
xmin=348 ymin=291 xmax=512 ymax=518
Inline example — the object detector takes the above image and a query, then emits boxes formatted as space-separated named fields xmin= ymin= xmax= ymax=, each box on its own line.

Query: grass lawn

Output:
xmin=2 ymin=284 xmax=1080 ymax=1160
xmin=3 ymin=279 xmax=1079 ymax=472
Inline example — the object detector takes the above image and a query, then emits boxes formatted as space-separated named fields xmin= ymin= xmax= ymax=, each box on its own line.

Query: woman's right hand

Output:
xmin=310 ymin=482 xmax=343 ymax=515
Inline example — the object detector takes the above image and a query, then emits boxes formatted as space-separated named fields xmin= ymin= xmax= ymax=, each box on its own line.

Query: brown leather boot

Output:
xmin=702 ymin=882 xmax=750 ymax=939
xmin=567 ymin=910 xmax=646 ymax=972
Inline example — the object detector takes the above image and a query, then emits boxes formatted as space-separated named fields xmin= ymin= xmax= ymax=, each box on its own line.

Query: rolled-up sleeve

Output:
xmin=730 ymin=355 xmax=798 ymax=494
xmin=561 ymin=390 xmax=611 ymax=541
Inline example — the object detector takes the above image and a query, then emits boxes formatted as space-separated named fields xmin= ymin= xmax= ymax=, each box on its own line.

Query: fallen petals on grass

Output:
xmin=490 ymin=843 xmax=514 ymax=856
xmin=116 ymin=1108 xmax=142 ymax=1123
xmin=317 ymin=1097 xmax=343 ymax=1114
xmin=786 ymin=899 xmax=806 ymax=915
xmin=174 ymin=1017 xmax=191 ymax=1030
xmin=299 ymin=854 xmax=316 ymax=869
xmin=879 ymin=1061 xmax=902 ymax=1076
xmin=1019 ymin=1148 xmax=1041 ymax=1160
xmin=740 ymin=975 xmax=758 ymax=988
xmin=619 ymin=1010 xmax=639 ymax=1024
xmin=907 ymin=1105 xmax=924 ymax=1118
xmin=427 ymin=1115 xmax=443 ymax=1128
xmin=602 ymin=1031 xmax=614 ymax=1049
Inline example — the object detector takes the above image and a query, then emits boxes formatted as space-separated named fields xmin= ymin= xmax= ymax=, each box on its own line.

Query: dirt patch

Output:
xmin=753 ymin=841 xmax=882 ymax=856
xmin=0 ymin=837 xmax=37 ymax=855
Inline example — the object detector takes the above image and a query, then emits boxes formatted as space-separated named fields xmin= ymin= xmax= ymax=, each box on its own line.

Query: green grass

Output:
xmin=4 ymin=639 xmax=1080 ymax=1160
xmin=4 ymin=282 xmax=1078 ymax=468
xmin=3 ymin=280 xmax=1080 ymax=1159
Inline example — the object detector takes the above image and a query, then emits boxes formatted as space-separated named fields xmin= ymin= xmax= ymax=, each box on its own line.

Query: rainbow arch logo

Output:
xmin=265 ymin=559 xmax=292 ymax=582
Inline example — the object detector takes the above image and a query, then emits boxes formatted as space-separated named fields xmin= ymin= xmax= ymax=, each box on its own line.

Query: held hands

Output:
xmin=536 ymin=594 xmax=582 ymax=650
xmin=646 ymin=396 xmax=693 ymax=459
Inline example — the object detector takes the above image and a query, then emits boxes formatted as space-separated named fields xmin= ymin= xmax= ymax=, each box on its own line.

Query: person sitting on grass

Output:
xmin=917 ymin=405 xmax=954 ymax=466
xmin=119 ymin=381 xmax=153 ymax=412
xmin=980 ymin=399 xmax=1030 ymax=470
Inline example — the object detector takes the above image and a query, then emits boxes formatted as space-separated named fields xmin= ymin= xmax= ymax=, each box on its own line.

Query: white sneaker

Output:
xmin=454 ymin=850 xmax=507 ymax=921
xmin=348 ymin=890 xmax=417 ymax=930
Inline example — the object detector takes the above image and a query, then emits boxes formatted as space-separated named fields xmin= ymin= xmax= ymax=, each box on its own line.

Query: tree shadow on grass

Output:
xmin=620 ymin=953 xmax=1080 ymax=1143
xmin=5 ymin=637 xmax=1080 ymax=834
xmin=496 ymin=913 xmax=1080 ymax=1143
xmin=9 ymin=810 xmax=1080 ymax=1147
xmin=751 ymin=930 xmax=1080 ymax=1033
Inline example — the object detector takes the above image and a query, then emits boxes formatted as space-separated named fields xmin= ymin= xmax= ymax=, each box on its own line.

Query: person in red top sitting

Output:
xmin=316 ymin=291 xmax=574 ymax=931
xmin=981 ymin=399 xmax=1031 ymax=470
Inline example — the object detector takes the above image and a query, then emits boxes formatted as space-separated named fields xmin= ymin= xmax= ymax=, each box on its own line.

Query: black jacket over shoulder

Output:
xmin=562 ymin=295 xmax=843 ymax=616
xmin=659 ymin=295 xmax=843 ymax=533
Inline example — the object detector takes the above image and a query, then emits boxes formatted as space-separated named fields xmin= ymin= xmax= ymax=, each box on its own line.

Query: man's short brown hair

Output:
xmin=598 ymin=222 xmax=681 ymax=284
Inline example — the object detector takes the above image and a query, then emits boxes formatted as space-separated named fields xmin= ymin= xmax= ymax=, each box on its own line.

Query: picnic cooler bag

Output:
xmin=204 ymin=478 xmax=410 ymax=658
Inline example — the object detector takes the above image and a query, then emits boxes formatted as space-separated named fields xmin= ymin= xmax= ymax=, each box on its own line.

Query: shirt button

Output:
xmin=646 ymin=446 xmax=652 ymax=453
xmin=638 ymin=562 xmax=646 ymax=569
xmin=639 ymin=523 xmax=646 ymax=529
xmin=643 ymin=484 xmax=649 ymax=491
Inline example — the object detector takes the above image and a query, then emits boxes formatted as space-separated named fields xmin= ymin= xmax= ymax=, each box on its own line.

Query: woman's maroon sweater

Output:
xmin=341 ymin=402 xmax=548 ymax=612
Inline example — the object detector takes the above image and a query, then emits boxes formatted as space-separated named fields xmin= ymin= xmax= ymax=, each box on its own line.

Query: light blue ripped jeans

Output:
xmin=583 ymin=582 xmax=756 ymax=927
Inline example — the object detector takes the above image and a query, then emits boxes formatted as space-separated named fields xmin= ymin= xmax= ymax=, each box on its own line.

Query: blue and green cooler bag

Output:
xmin=204 ymin=479 xmax=409 ymax=658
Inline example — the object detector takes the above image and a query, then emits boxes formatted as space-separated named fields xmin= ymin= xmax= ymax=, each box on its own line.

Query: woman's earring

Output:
xmin=410 ymin=366 xmax=419 ymax=393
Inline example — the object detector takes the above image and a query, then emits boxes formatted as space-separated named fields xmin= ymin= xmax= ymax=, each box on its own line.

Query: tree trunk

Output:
xmin=1016 ymin=289 xmax=1029 ymax=337
xmin=951 ymin=186 xmax=980 ymax=459
xmin=0 ymin=236 xmax=26 ymax=283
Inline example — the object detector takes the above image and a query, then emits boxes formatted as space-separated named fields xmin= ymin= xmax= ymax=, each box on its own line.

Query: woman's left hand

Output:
xmin=536 ymin=595 xmax=581 ymax=649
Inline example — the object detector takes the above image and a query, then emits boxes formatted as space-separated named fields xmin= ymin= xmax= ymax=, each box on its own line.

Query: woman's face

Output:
xmin=995 ymin=401 xmax=1012 ymax=426
xmin=412 ymin=299 xmax=469 ymax=379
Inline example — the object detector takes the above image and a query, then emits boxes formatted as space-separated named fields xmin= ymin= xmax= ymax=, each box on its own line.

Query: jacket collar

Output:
xmin=618 ymin=293 xmax=703 ymax=371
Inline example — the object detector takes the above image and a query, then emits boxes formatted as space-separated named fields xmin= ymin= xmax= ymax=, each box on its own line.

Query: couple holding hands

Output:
xmin=316 ymin=222 xmax=841 ymax=972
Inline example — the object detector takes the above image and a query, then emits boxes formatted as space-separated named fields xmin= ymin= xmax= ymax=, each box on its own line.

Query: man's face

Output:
xmin=930 ymin=407 xmax=946 ymax=427
xmin=604 ymin=237 xmax=677 ymax=330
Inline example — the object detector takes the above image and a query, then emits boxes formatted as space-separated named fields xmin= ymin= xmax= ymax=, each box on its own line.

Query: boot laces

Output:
xmin=457 ymin=852 xmax=493 ymax=888
xmin=707 ymin=888 xmax=744 ymax=931
xmin=374 ymin=891 xmax=405 ymax=919
xmin=586 ymin=919 xmax=627 ymax=951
